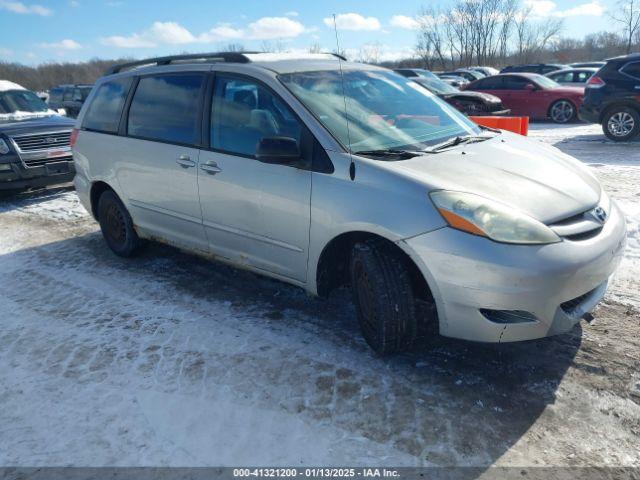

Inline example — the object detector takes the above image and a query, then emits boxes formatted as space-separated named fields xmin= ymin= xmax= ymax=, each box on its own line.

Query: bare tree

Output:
xmin=358 ymin=42 xmax=381 ymax=64
xmin=221 ymin=43 xmax=245 ymax=52
xmin=609 ymin=0 xmax=640 ymax=53
xmin=308 ymin=42 xmax=322 ymax=54
xmin=415 ymin=7 xmax=447 ymax=68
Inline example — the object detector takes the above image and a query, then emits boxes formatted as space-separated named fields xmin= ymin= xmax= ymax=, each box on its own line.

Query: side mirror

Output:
xmin=524 ymin=83 xmax=537 ymax=92
xmin=256 ymin=136 xmax=300 ymax=165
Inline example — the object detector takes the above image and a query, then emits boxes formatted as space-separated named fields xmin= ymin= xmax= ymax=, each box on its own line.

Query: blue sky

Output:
xmin=0 ymin=0 xmax=617 ymax=65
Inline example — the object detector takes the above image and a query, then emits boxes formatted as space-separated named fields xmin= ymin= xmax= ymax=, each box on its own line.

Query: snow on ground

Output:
xmin=0 ymin=123 xmax=638 ymax=469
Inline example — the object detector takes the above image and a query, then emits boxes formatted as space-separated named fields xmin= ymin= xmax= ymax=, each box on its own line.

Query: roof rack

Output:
xmin=105 ymin=52 xmax=259 ymax=75
xmin=106 ymin=51 xmax=348 ymax=75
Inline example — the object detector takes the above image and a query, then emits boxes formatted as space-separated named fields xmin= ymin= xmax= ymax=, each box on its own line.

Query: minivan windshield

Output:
xmin=279 ymin=69 xmax=482 ymax=153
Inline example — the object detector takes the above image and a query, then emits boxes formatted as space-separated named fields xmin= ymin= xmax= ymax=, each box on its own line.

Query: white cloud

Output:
xmin=147 ymin=21 xmax=196 ymax=44
xmin=246 ymin=17 xmax=306 ymax=39
xmin=0 ymin=0 xmax=52 ymax=15
xmin=525 ymin=0 xmax=605 ymax=17
xmin=104 ymin=17 xmax=308 ymax=48
xmin=284 ymin=11 xmax=298 ymax=17
xmin=0 ymin=46 xmax=13 ymax=56
xmin=323 ymin=13 xmax=381 ymax=31
xmin=390 ymin=14 xmax=419 ymax=30
xmin=101 ymin=35 xmax=155 ymax=48
xmin=70 ymin=0 xmax=79 ymax=6
xmin=198 ymin=24 xmax=244 ymax=42
xmin=39 ymin=39 xmax=82 ymax=50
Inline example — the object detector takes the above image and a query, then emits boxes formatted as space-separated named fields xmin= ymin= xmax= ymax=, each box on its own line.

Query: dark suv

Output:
xmin=579 ymin=53 xmax=640 ymax=141
xmin=500 ymin=64 xmax=568 ymax=74
xmin=1 ymin=81 xmax=75 ymax=191
xmin=48 ymin=84 xmax=93 ymax=118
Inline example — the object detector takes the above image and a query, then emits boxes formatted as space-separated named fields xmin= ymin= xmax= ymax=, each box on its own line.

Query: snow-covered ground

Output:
xmin=0 ymin=123 xmax=638 ymax=468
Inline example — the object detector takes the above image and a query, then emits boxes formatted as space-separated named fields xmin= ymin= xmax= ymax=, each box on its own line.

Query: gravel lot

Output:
xmin=0 ymin=123 xmax=638 ymax=468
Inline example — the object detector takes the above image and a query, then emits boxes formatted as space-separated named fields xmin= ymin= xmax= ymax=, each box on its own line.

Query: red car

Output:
xmin=463 ymin=73 xmax=584 ymax=123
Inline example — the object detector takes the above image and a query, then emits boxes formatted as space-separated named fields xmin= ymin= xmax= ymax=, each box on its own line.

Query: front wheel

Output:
xmin=603 ymin=107 xmax=640 ymax=142
xmin=549 ymin=99 xmax=576 ymax=124
xmin=349 ymin=240 xmax=417 ymax=355
xmin=97 ymin=190 xmax=142 ymax=257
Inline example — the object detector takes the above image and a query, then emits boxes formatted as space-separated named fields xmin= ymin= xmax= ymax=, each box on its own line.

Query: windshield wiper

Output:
xmin=354 ymin=149 xmax=423 ymax=159
xmin=423 ymin=134 xmax=496 ymax=153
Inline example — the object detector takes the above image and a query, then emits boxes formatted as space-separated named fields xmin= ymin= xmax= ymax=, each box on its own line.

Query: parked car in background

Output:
xmin=73 ymin=52 xmax=625 ymax=354
xmin=438 ymin=69 xmax=485 ymax=82
xmin=570 ymin=61 xmax=606 ymax=69
xmin=0 ymin=80 xmax=75 ymax=191
xmin=579 ymin=53 xmax=640 ymax=141
xmin=546 ymin=68 xmax=597 ymax=87
xmin=48 ymin=84 xmax=93 ymax=118
xmin=501 ymin=63 xmax=569 ymax=75
xmin=404 ymin=71 xmax=510 ymax=116
xmin=464 ymin=73 xmax=584 ymax=123
xmin=469 ymin=66 xmax=500 ymax=76
xmin=438 ymin=75 xmax=470 ymax=88
xmin=394 ymin=68 xmax=434 ymax=79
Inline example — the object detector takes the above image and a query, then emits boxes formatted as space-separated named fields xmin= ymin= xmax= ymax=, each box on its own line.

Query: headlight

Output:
xmin=0 ymin=138 xmax=10 ymax=155
xmin=430 ymin=191 xmax=561 ymax=244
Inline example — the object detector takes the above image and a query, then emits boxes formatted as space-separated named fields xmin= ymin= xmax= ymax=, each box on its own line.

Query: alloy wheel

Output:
xmin=550 ymin=100 xmax=574 ymax=123
xmin=607 ymin=112 xmax=635 ymax=138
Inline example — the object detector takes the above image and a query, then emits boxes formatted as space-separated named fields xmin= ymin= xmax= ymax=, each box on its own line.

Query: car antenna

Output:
xmin=332 ymin=14 xmax=355 ymax=181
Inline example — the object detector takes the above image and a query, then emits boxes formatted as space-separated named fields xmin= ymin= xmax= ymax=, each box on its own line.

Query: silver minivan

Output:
xmin=72 ymin=53 xmax=626 ymax=354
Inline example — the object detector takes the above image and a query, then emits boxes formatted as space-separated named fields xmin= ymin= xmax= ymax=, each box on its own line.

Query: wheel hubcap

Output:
xmin=551 ymin=101 xmax=574 ymax=123
xmin=608 ymin=112 xmax=635 ymax=137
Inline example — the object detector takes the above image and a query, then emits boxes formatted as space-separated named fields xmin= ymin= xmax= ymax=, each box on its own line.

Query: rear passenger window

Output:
xmin=83 ymin=77 xmax=132 ymax=134
xmin=211 ymin=76 xmax=302 ymax=157
xmin=127 ymin=73 xmax=204 ymax=145
xmin=621 ymin=62 xmax=640 ymax=80
xmin=476 ymin=77 xmax=503 ymax=89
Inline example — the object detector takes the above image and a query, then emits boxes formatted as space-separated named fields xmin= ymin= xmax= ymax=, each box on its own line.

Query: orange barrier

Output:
xmin=469 ymin=116 xmax=529 ymax=136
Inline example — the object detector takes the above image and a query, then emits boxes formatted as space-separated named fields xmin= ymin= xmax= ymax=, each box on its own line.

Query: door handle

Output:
xmin=176 ymin=155 xmax=196 ymax=168
xmin=200 ymin=162 xmax=222 ymax=175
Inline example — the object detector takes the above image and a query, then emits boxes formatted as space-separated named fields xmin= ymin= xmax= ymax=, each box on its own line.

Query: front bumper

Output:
xmin=0 ymin=160 xmax=75 ymax=190
xmin=400 ymin=200 xmax=627 ymax=342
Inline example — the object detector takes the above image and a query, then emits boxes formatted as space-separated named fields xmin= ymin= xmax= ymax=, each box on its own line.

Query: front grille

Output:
xmin=23 ymin=155 xmax=73 ymax=167
xmin=560 ymin=288 xmax=597 ymax=316
xmin=12 ymin=131 xmax=71 ymax=152
xmin=549 ymin=204 xmax=608 ymax=241
xmin=480 ymin=309 xmax=538 ymax=324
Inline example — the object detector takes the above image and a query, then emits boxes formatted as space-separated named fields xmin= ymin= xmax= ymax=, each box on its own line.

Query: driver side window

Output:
xmin=211 ymin=75 xmax=302 ymax=158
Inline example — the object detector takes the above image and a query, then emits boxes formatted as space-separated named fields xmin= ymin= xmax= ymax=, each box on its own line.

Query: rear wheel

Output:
xmin=97 ymin=190 xmax=141 ymax=257
xmin=603 ymin=107 xmax=640 ymax=142
xmin=349 ymin=239 xmax=417 ymax=355
xmin=549 ymin=99 xmax=576 ymax=123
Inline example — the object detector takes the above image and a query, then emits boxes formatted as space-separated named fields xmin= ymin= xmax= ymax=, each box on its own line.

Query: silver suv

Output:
xmin=72 ymin=53 xmax=626 ymax=354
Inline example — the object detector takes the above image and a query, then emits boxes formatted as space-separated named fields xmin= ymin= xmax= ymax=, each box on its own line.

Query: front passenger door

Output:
xmin=197 ymin=74 xmax=312 ymax=282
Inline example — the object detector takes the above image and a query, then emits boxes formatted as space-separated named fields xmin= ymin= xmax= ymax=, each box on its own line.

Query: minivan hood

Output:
xmin=391 ymin=132 xmax=600 ymax=223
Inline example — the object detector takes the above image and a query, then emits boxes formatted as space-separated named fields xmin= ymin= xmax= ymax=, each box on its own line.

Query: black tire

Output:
xmin=602 ymin=106 xmax=640 ymax=142
xmin=549 ymin=99 xmax=576 ymax=124
xmin=349 ymin=239 xmax=417 ymax=355
xmin=97 ymin=190 xmax=141 ymax=257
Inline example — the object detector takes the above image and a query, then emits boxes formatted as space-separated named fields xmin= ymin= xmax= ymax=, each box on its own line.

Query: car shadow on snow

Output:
xmin=0 ymin=184 xmax=75 ymax=212
xmin=2 ymin=225 xmax=584 ymax=468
